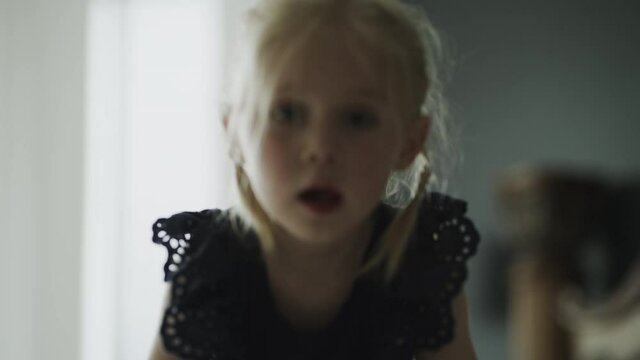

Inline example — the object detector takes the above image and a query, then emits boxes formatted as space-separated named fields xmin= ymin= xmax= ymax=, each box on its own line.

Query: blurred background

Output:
xmin=1 ymin=0 xmax=638 ymax=359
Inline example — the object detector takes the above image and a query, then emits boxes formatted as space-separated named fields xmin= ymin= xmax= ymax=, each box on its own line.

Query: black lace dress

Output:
xmin=152 ymin=192 xmax=480 ymax=360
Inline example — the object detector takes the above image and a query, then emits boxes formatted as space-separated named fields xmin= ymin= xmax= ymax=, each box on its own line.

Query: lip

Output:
xmin=298 ymin=180 xmax=341 ymax=193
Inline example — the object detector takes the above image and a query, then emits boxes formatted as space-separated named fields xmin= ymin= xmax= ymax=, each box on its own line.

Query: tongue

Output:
xmin=300 ymin=190 xmax=341 ymax=213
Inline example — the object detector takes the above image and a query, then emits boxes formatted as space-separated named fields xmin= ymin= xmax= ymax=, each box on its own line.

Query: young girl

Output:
xmin=151 ymin=0 xmax=480 ymax=359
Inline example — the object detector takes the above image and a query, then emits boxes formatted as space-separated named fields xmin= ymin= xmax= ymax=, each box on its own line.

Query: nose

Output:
xmin=301 ymin=124 xmax=336 ymax=165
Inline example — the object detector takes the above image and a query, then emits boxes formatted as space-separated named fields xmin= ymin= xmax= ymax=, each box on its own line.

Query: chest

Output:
xmin=241 ymin=271 xmax=420 ymax=360
xmin=266 ymin=266 xmax=357 ymax=331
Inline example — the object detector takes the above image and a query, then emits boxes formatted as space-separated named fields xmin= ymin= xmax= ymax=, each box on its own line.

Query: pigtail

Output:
xmin=235 ymin=164 xmax=276 ymax=254
xmin=359 ymin=156 xmax=431 ymax=284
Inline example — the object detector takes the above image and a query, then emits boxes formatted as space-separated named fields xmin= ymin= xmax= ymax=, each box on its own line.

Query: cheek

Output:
xmin=348 ymin=145 xmax=396 ymax=195
xmin=353 ymin=129 xmax=405 ymax=189
xmin=256 ymin=135 xmax=294 ymax=186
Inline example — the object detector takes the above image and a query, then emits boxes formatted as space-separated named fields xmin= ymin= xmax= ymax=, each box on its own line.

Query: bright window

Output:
xmin=83 ymin=1 xmax=238 ymax=358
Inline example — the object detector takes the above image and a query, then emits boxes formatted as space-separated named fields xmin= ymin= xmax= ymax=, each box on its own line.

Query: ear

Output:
xmin=221 ymin=110 xmax=245 ymax=165
xmin=222 ymin=111 xmax=230 ymax=132
xmin=395 ymin=115 xmax=430 ymax=170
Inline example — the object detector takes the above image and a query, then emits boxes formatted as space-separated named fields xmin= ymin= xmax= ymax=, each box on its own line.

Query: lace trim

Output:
xmin=375 ymin=193 xmax=480 ymax=351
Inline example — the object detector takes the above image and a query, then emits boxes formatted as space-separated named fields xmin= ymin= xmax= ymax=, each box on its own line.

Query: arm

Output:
xmin=149 ymin=285 xmax=180 ymax=360
xmin=415 ymin=290 xmax=477 ymax=360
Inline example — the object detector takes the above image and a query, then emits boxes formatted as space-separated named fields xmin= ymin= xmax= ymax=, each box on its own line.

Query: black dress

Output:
xmin=152 ymin=192 xmax=480 ymax=360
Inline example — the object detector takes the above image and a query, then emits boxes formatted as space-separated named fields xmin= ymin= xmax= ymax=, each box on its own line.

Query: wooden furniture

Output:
xmin=496 ymin=166 xmax=611 ymax=360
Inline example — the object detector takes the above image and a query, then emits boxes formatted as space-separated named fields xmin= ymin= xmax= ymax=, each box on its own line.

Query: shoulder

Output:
xmin=151 ymin=208 xmax=253 ymax=358
xmin=414 ymin=192 xmax=480 ymax=265
xmin=392 ymin=192 xmax=480 ymax=279
xmin=151 ymin=208 xmax=235 ymax=282
xmin=151 ymin=207 xmax=260 ymax=285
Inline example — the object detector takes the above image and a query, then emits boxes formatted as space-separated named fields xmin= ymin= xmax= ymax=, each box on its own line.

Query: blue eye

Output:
xmin=270 ymin=102 xmax=305 ymax=125
xmin=345 ymin=111 xmax=377 ymax=129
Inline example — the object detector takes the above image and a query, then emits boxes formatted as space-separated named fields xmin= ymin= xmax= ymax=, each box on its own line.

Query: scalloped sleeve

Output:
xmin=151 ymin=209 xmax=245 ymax=359
xmin=416 ymin=193 xmax=479 ymax=350
xmin=383 ymin=193 xmax=480 ymax=352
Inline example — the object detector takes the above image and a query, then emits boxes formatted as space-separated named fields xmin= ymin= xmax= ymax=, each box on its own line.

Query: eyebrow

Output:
xmin=275 ymin=84 xmax=386 ymax=102
xmin=353 ymin=88 xmax=386 ymax=102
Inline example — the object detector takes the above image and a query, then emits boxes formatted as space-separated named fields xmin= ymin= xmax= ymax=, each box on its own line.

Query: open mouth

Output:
xmin=298 ymin=187 xmax=343 ymax=213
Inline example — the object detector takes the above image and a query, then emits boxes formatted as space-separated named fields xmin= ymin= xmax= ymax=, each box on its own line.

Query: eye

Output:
xmin=270 ymin=101 xmax=306 ymax=125
xmin=344 ymin=110 xmax=378 ymax=129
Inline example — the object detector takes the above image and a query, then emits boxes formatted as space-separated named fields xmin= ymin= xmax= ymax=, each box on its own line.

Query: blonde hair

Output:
xmin=223 ymin=0 xmax=454 ymax=283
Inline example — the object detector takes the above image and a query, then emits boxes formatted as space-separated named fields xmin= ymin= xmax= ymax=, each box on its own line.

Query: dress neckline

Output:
xmin=245 ymin=202 xmax=394 ymax=336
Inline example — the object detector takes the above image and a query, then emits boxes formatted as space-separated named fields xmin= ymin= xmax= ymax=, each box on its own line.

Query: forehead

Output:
xmin=269 ymin=27 xmax=391 ymax=101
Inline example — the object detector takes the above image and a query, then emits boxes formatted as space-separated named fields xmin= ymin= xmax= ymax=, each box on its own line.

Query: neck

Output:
xmin=265 ymin=218 xmax=374 ymax=279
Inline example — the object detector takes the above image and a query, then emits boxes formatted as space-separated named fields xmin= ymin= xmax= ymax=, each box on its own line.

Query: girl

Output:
xmin=151 ymin=0 xmax=480 ymax=359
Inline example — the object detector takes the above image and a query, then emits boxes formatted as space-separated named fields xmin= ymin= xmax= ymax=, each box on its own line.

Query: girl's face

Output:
xmin=240 ymin=30 xmax=426 ymax=246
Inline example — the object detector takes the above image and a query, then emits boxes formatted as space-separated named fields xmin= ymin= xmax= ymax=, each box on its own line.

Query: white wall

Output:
xmin=0 ymin=0 xmax=86 ymax=359
xmin=421 ymin=1 xmax=640 ymax=360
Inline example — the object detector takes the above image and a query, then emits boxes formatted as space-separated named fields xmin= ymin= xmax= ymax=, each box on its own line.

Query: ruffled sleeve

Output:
xmin=151 ymin=209 xmax=248 ymax=360
xmin=376 ymin=192 xmax=480 ymax=352
xmin=153 ymin=209 xmax=221 ymax=282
